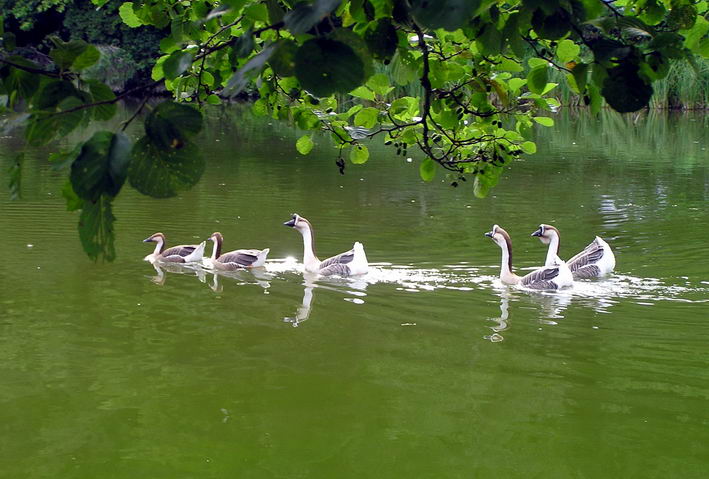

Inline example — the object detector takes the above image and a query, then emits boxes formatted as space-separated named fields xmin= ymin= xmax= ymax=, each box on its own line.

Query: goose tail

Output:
xmin=185 ymin=241 xmax=206 ymax=263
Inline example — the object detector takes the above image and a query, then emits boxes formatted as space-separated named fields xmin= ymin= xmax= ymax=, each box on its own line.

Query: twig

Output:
xmin=121 ymin=96 xmax=149 ymax=131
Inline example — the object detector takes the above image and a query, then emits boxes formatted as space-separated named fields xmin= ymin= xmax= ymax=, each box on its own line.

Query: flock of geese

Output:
xmin=143 ymin=214 xmax=615 ymax=290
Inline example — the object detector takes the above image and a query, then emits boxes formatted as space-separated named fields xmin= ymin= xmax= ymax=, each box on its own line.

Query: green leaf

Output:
xmin=296 ymin=135 xmax=314 ymax=155
xmin=531 ymin=7 xmax=570 ymax=40
xmin=70 ymin=131 xmax=132 ymax=201
xmin=49 ymin=38 xmax=89 ymax=70
xmin=473 ymin=165 xmax=503 ymax=198
xmin=206 ymin=94 xmax=222 ymax=105
xmin=129 ymin=137 xmax=205 ymax=198
xmin=349 ymin=144 xmax=369 ymax=164
xmin=73 ymin=45 xmax=100 ymax=70
xmin=533 ymin=116 xmax=554 ymax=127
xmin=284 ymin=0 xmax=342 ymax=34
xmin=163 ymin=51 xmax=194 ymax=80
xmin=410 ymin=0 xmax=479 ymax=31
xmin=419 ymin=158 xmax=436 ymax=182
xmin=245 ymin=4 xmax=269 ymax=22
xmin=354 ymin=107 xmax=378 ymax=128
xmin=62 ymin=181 xmax=83 ymax=211
xmin=350 ymin=86 xmax=375 ymax=101
xmin=224 ymin=43 xmax=277 ymax=96
xmin=508 ymin=77 xmax=526 ymax=93
xmin=119 ymin=2 xmax=143 ymax=28
xmin=3 ymin=57 xmax=40 ymax=99
xmin=365 ymin=19 xmax=397 ymax=61
xmin=79 ymin=194 xmax=116 ymax=262
xmin=556 ymin=39 xmax=580 ymax=63
xmin=34 ymin=80 xmax=78 ymax=110
xmin=366 ymin=73 xmax=393 ymax=96
xmin=87 ymin=81 xmax=117 ymax=121
xmin=520 ymin=141 xmax=537 ymax=154
xmin=25 ymin=114 xmax=61 ymax=146
xmin=601 ymin=63 xmax=653 ymax=113
xmin=145 ymin=101 xmax=203 ymax=149
xmin=527 ymin=65 xmax=548 ymax=94
xmin=295 ymin=38 xmax=365 ymax=97
xmin=269 ymin=39 xmax=298 ymax=77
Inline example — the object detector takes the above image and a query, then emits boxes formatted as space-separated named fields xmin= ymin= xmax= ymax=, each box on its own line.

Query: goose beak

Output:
xmin=531 ymin=228 xmax=543 ymax=237
xmin=284 ymin=218 xmax=296 ymax=227
xmin=142 ymin=237 xmax=153 ymax=243
xmin=484 ymin=231 xmax=493 ymax=238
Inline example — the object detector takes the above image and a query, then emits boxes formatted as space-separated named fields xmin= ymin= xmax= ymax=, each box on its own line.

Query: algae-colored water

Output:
xmin=1 ymin=108 xmax=707 ymax=478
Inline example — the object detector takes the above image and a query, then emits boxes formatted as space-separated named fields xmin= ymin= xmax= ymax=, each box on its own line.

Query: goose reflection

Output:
xmin=484 ymin=288 xmax=573 ymax=342
xmin=484 ymin=290 xmax=510 ymax=342
xmin=206 ymin=268 xmax=272 ymax=293
xmin=283 ymin=272 xmax=369 ymax=327
xmin=147 ymin=261 xmax=205 ymax=285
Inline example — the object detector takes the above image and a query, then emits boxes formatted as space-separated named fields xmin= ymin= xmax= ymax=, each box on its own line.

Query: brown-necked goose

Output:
xmin=531 ymin=224 xmax=615 ymax=279
xmin=283 ymin=213 xmax=368 ymax=276
xmin=205 ymin=232 xmax=269 ymax=270
xmin=485 ymin=224 xmax=573 ymax=290
xmin=143 ymin=232 xmax=205 ymax=263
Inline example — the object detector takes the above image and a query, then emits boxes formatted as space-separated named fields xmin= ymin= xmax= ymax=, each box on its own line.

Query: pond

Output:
xmin=1 ymin=107 xmax=708 ymax=477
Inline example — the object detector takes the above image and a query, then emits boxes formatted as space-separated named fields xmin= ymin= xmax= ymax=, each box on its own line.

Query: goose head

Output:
xmin=207 ymin=232 xmax=223 ymax=244
xmin=484 ymin=224 xmax=511 ymax=249
xmin=531 ymin=224 xmax=559 ymax=245
xmin=283 ymin=213 xmax=311 ymax=233
xmin=143 ymin=232 xmax=165 ymax=243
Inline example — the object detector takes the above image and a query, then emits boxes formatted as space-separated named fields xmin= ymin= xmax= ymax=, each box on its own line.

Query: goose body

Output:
xmin=532 ymin=224 xmax=615 ymax=279
xmin=205 ymin=232 xmax=269 ymax=270
xmin=143 ymin=232 xmax=205 ymax=263
xmin=485 ymin=225 xmax=573 ymax=290
xmin=284 ymin=213 xmax=368 ymax=276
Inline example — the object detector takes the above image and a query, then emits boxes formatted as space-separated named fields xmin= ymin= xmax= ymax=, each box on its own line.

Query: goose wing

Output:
xmin=567 ymin=239 xmax=605 ymax=273
xmin=520 ymin=266 xmax=561 ymax=290
xmin=161 ymin=245 xmax=198 ymax=261
xmin=319 ymin=249 xmax=355 ymax=269
xmin=318 ymin=263 xmax=352 ymax=277
xmin=218 ymin=250 xmax=260 ymax=267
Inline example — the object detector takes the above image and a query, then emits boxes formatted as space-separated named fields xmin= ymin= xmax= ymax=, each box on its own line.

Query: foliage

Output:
xmin=1 ymin=0 xmax=708 ymax=260
xmin=0 ymin=0 xmax=72 ymax=31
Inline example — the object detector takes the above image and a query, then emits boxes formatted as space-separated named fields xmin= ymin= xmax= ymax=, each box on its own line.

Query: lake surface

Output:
xmin=1 ymin=107 xmax=708 ymax=478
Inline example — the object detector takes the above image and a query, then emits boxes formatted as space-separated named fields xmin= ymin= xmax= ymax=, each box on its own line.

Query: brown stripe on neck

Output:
xmin=214 ymin=232 xmax=223 ymax=258
xmin=545 ymin=225 xmax=560 ymax=256
xmin=301 ymin=217 xmax=317 ymax=259
xmin=498 ymin=227 xmax=513 ymax=272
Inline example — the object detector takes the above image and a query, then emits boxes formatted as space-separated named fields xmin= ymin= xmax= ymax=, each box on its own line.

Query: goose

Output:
xmin=485 ymin=224 xmax=573 ymax=290
xmin=283 ymin=213 xmax=368 ymax=276
xmin=205 ymin=232 xmax=269 ymax=270
xmin=531 ymin=224 xmax=615 ymax=279
xmin=143 ymin=232 xmax=205 ymax=263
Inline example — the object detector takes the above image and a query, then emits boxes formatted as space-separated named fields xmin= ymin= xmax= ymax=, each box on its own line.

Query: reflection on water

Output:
xmin=3 ymin=107 xmax=708 ymax=477
xmin=145 ymin=256 xmax=709 ymax=339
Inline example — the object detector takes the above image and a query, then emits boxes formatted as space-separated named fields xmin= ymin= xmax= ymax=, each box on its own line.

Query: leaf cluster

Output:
xmin=1 ymin=0 xmax=707 ymax=260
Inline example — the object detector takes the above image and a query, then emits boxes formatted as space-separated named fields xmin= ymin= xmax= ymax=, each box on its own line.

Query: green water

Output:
xmin=1 ymin=108 xmax=708 ymax=478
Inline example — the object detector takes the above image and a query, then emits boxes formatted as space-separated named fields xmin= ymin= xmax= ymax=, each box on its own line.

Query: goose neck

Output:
xmin=211 ymin=236 xmax=222 ymax=260
xmin=154 ymin=237 xmax=165 ymax=256
xmin=299 ymin=223 xmax=320 ymax=268
xmin=546 ymin=233 xmax=560 ymax=266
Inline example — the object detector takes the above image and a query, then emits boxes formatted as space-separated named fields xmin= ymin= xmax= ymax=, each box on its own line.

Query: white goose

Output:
xmin=205 ymin=232 xmax=269 ymax=270
xmin=143 ymin=232 xmax=205 ymax=263
xmin=283 ymin=213 xmax=368 ymax=276
xmin=485 ymin=224 xmax=573 ymax=290
xmin=531 ymin=224 xmax=615 ymax=279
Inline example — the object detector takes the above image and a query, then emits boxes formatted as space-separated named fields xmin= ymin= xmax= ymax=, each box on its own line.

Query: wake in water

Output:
xmin=145 ymin=257 xmax=708 ymax=329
